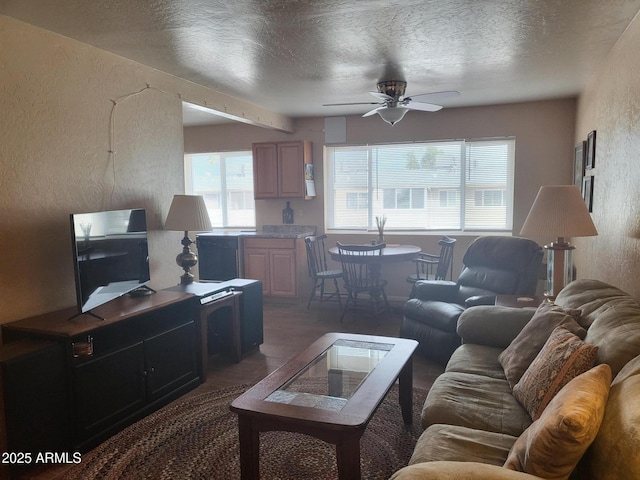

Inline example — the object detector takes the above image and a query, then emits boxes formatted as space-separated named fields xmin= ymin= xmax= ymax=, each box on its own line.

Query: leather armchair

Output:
xmin=400 ymin=236 xmax=543 ymax=364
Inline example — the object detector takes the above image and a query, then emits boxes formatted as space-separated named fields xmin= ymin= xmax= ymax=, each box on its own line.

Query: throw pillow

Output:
xmin=513 ymin=326 xmax=598 ymax=420
xmin=504 ymin=363 xmax=612 ymax=480
xmin=499 ymin=302 xmax=585 ymax=389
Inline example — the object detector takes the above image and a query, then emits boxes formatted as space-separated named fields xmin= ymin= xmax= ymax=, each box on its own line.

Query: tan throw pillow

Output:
xmin=499 ymin=302 xmax=585 ymax=389
xmin=504 ymin=363 xmax=612 ymax=480
xmin=513 ymin=326 xmax=598 ymax=420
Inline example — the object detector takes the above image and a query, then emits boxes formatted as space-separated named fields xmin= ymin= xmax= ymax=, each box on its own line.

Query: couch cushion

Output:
xmin=445 ymin=344 xmax=506 ymax=380
xmin=513 ymin=326 xmax=598 ymax=420
xmin=555 ymin=279 xmax=640 ymax=378
xmin=422 ymin=372 xmax=531 ymax=437
xmin=504 ymin=364 xmax=611 ymax=480
xmin=498 ymin=302 xmax=585 ymax=389
xmin=409 ymin=424 xmax=517 ymax=466
xmin=577 ymin=354 xmax=640 ymax=480
xmin=391 ymin=461 xmax=542 ymax=480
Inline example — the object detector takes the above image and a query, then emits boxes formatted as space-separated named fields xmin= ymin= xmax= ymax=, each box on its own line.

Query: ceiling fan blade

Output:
xmin=369 ymin=91 xmax=393 ymax=101
xmin=407 ymin=90 xmax=460 ymax=103
xmin=405 ymin=102 xmax=443 ymax=112
xmin=362 ymin=105 xmax=385 ymax=117
xmin=323 ymin=101 xmax=382 ymax=106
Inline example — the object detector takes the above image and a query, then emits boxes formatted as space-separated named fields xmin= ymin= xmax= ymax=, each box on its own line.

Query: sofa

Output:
xmin=391 ymin=279 xmax=640 ymax=480
xmin=401 ymin=236 xmax=543 ymax=364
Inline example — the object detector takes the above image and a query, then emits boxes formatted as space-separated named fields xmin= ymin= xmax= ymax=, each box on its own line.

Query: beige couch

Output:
xmin=391 ymin=279 xmax=640 ymax=480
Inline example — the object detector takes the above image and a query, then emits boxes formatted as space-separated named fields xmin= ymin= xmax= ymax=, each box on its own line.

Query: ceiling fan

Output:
xmin=323 ymin=80 xmax=460 ymax=126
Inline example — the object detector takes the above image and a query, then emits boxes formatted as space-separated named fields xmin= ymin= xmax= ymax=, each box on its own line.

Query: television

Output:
xmin=70 ymin=208 xmax=151 ymax=314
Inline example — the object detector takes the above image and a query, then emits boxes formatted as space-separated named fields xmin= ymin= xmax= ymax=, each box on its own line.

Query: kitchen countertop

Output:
xmin=197 ymin=225 xmax=317 ymax=239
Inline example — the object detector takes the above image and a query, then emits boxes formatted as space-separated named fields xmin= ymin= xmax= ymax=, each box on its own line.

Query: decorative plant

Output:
xmin=375 ymin=214 xmax=387 ymax=243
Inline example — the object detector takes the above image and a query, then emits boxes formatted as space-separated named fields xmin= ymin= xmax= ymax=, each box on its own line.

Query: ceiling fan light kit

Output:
xmin=323 ymin=80 xmax=459 ymax=126
xmin=377 ymin=107 xmax=409 ymax=126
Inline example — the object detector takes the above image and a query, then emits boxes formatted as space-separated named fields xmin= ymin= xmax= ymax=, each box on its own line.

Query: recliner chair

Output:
xmin=400 ymin=236 xmax=543 ymax=364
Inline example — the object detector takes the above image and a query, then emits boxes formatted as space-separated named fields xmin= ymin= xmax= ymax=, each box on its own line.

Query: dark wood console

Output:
xmin=165 ymin=279 xmax=264 ymax=379
xmin=1 ymin=291 xmax=199 ymax=454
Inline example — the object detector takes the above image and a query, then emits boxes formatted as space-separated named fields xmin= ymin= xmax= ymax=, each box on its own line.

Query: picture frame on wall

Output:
xmin=574 ymin=141 xmax=586 ymax=187
xmin=582 ymin=175 xmax=594 ymax=212
xmin=586 ymin=130 xmax=596 ymax=169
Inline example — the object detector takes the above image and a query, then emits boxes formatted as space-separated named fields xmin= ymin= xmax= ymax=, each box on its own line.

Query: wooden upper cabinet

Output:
xmin=252 ymin=142 xmax=279 ymax=198
xmin=252 ymin=140 xmax=312 ymax=199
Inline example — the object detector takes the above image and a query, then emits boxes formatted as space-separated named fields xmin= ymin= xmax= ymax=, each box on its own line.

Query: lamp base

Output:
xmin=544 ymin=240 xmax=576 ymax=298
xmin=176 ymin=234 xmax=198 ymax=285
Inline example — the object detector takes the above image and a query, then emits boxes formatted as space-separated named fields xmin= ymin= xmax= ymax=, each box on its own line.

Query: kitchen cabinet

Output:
xmin=243 ymin=238 xmax=297 ymax=297
xmin=252 ymin=140 xmax=312 ymax=199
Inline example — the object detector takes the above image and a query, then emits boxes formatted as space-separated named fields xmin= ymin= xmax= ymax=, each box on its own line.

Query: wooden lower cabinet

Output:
xmin=1 ymin=291 xmax=200 ymax=454
xmin=243 ymin=238 xmax=297 ymax=297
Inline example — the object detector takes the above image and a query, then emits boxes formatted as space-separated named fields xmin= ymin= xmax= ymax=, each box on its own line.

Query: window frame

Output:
xmin=324 ymin=138 xmax=515 ymax=233
xmin=184 ymin=150 xmax=256 ymax=229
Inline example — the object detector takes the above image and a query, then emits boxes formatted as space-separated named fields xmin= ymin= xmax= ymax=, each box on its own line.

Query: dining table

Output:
xmin=328 ymin=244 xmax=422 ymax=263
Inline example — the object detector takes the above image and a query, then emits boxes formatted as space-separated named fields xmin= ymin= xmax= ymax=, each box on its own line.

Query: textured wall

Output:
xmin=0 ymin=15 xmax=255 ymax=325
xmin=574 ymin=13 xmax=640 ymax=298
xmin=0 ymin=16 xmax=184 ymax=323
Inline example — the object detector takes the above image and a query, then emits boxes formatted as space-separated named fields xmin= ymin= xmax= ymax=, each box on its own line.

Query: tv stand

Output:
xmin=67 ymin=309 xmax=105 ymax=321
xmin=1 ymin=291 xmax=199 ymax=453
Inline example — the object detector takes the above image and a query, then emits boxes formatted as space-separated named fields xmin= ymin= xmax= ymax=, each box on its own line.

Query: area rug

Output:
xmin=62 ymin=383 xmax=427 ymax=479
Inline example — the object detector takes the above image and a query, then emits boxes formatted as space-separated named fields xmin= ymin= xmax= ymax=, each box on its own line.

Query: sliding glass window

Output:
xmin=324 ymin=138 xmax=514 ymax=232
xmin=184 ymin=151 xmax=256 ymax=228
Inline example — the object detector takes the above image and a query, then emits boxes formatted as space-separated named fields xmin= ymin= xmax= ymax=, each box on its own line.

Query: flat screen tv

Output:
xmin=70 ymin=208 xmax=151 ymax=314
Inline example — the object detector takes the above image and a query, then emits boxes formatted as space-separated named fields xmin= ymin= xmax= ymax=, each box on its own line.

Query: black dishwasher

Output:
xmin=196 ymin=234 xmax=242 ymax=281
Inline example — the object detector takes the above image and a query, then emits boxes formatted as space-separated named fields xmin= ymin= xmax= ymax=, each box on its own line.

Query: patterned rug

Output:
xmin=61 ymin=383 xmax=427 ymax=479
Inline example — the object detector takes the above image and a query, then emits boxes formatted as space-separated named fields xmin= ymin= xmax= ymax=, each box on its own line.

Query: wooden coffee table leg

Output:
xmin=398 ymin=355 xmax=413 ymax=424
xmin=336 ymin=433 xmax=361 ymax=480
xmin=237 ymin=415 xmax=260 ymax=480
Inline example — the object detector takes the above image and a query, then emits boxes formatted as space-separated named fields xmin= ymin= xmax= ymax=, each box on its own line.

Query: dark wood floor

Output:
xmin=199 ymin=298 xmax=443 ymax=392
xmin=23 ymin=297 xmax=443 ymax=479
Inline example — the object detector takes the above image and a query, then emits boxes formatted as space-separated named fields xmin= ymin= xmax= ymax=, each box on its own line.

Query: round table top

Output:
xmin=328 ymin=244 xmax=421 ymax=263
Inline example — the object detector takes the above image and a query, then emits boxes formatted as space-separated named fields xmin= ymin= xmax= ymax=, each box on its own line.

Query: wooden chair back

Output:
xmin=305 ymin=234 xmax=330 ymax=278
xmin=337 ymin=242 xmax=386 ymax=289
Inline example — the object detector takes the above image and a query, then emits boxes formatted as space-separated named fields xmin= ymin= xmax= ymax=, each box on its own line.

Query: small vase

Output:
xmin=377 ymin=234 xmax=384 ymax=244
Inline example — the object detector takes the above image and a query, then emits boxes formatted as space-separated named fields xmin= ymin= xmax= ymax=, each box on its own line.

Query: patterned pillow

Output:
xmin=513 ymin=326 xmax=598 ymax=420
xmin=504 ymin=364 xmax=612 ymax=480
xmin=499 ymin=302 xmax=585 ymax=389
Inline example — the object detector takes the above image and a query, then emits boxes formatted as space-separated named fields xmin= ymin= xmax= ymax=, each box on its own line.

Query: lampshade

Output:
xmin=164 ymin=195 xmax=212 ymax=232
xmin=520 ymin=185 xmax=597 ymax=240
xmin=377 ymin=107 xmax=408 ymax=126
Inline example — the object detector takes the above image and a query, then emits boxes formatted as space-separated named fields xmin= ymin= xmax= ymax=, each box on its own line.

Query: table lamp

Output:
xmin=520 ymin=185 xmax=597 ymax=299
xmin=164 ymin=194 xmax=212 ymax=284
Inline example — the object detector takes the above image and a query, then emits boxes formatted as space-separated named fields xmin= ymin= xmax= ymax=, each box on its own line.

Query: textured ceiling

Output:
xmin=3 ymin=0 xmax=640 ymax=126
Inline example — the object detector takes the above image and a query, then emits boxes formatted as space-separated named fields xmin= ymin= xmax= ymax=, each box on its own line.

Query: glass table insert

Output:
xmin=265 ymin=339 xmax=394 ymax=411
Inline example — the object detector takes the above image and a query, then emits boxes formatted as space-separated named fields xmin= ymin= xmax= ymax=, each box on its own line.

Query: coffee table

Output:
xmin=230 ymin=332 xmax=418 ymax=480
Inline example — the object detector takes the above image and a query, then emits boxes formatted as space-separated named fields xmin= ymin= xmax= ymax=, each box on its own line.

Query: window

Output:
xmin=325 ymin=138 xmax=514 ymax=232
xmin=383 ymin=188 xmax=425 ymax=209
xmin=475 ymin=190 xmax=505 ymax=207
xmin=346 ymin=192 xmax=368 ymax=209
xmin=439 ymin=190 xmax=459 ymax=207
xmin=184 ymin=151 xmax=256 ymax=228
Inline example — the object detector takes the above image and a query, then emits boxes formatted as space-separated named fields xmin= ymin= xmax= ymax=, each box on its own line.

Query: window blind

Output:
xmin=325 ymin=138 xmax=514 ymax=232
xmin=184 ymin=151 xmax=256 ymax=228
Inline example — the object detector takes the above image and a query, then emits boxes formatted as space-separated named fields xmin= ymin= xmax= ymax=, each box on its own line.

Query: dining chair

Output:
xmin=304 ymin=235 xmax=343 ymax=310
xmin=336 ymin=242 xmax=390 ymax=322
xmin=406 ymin=236 xmax=456 ymax=284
